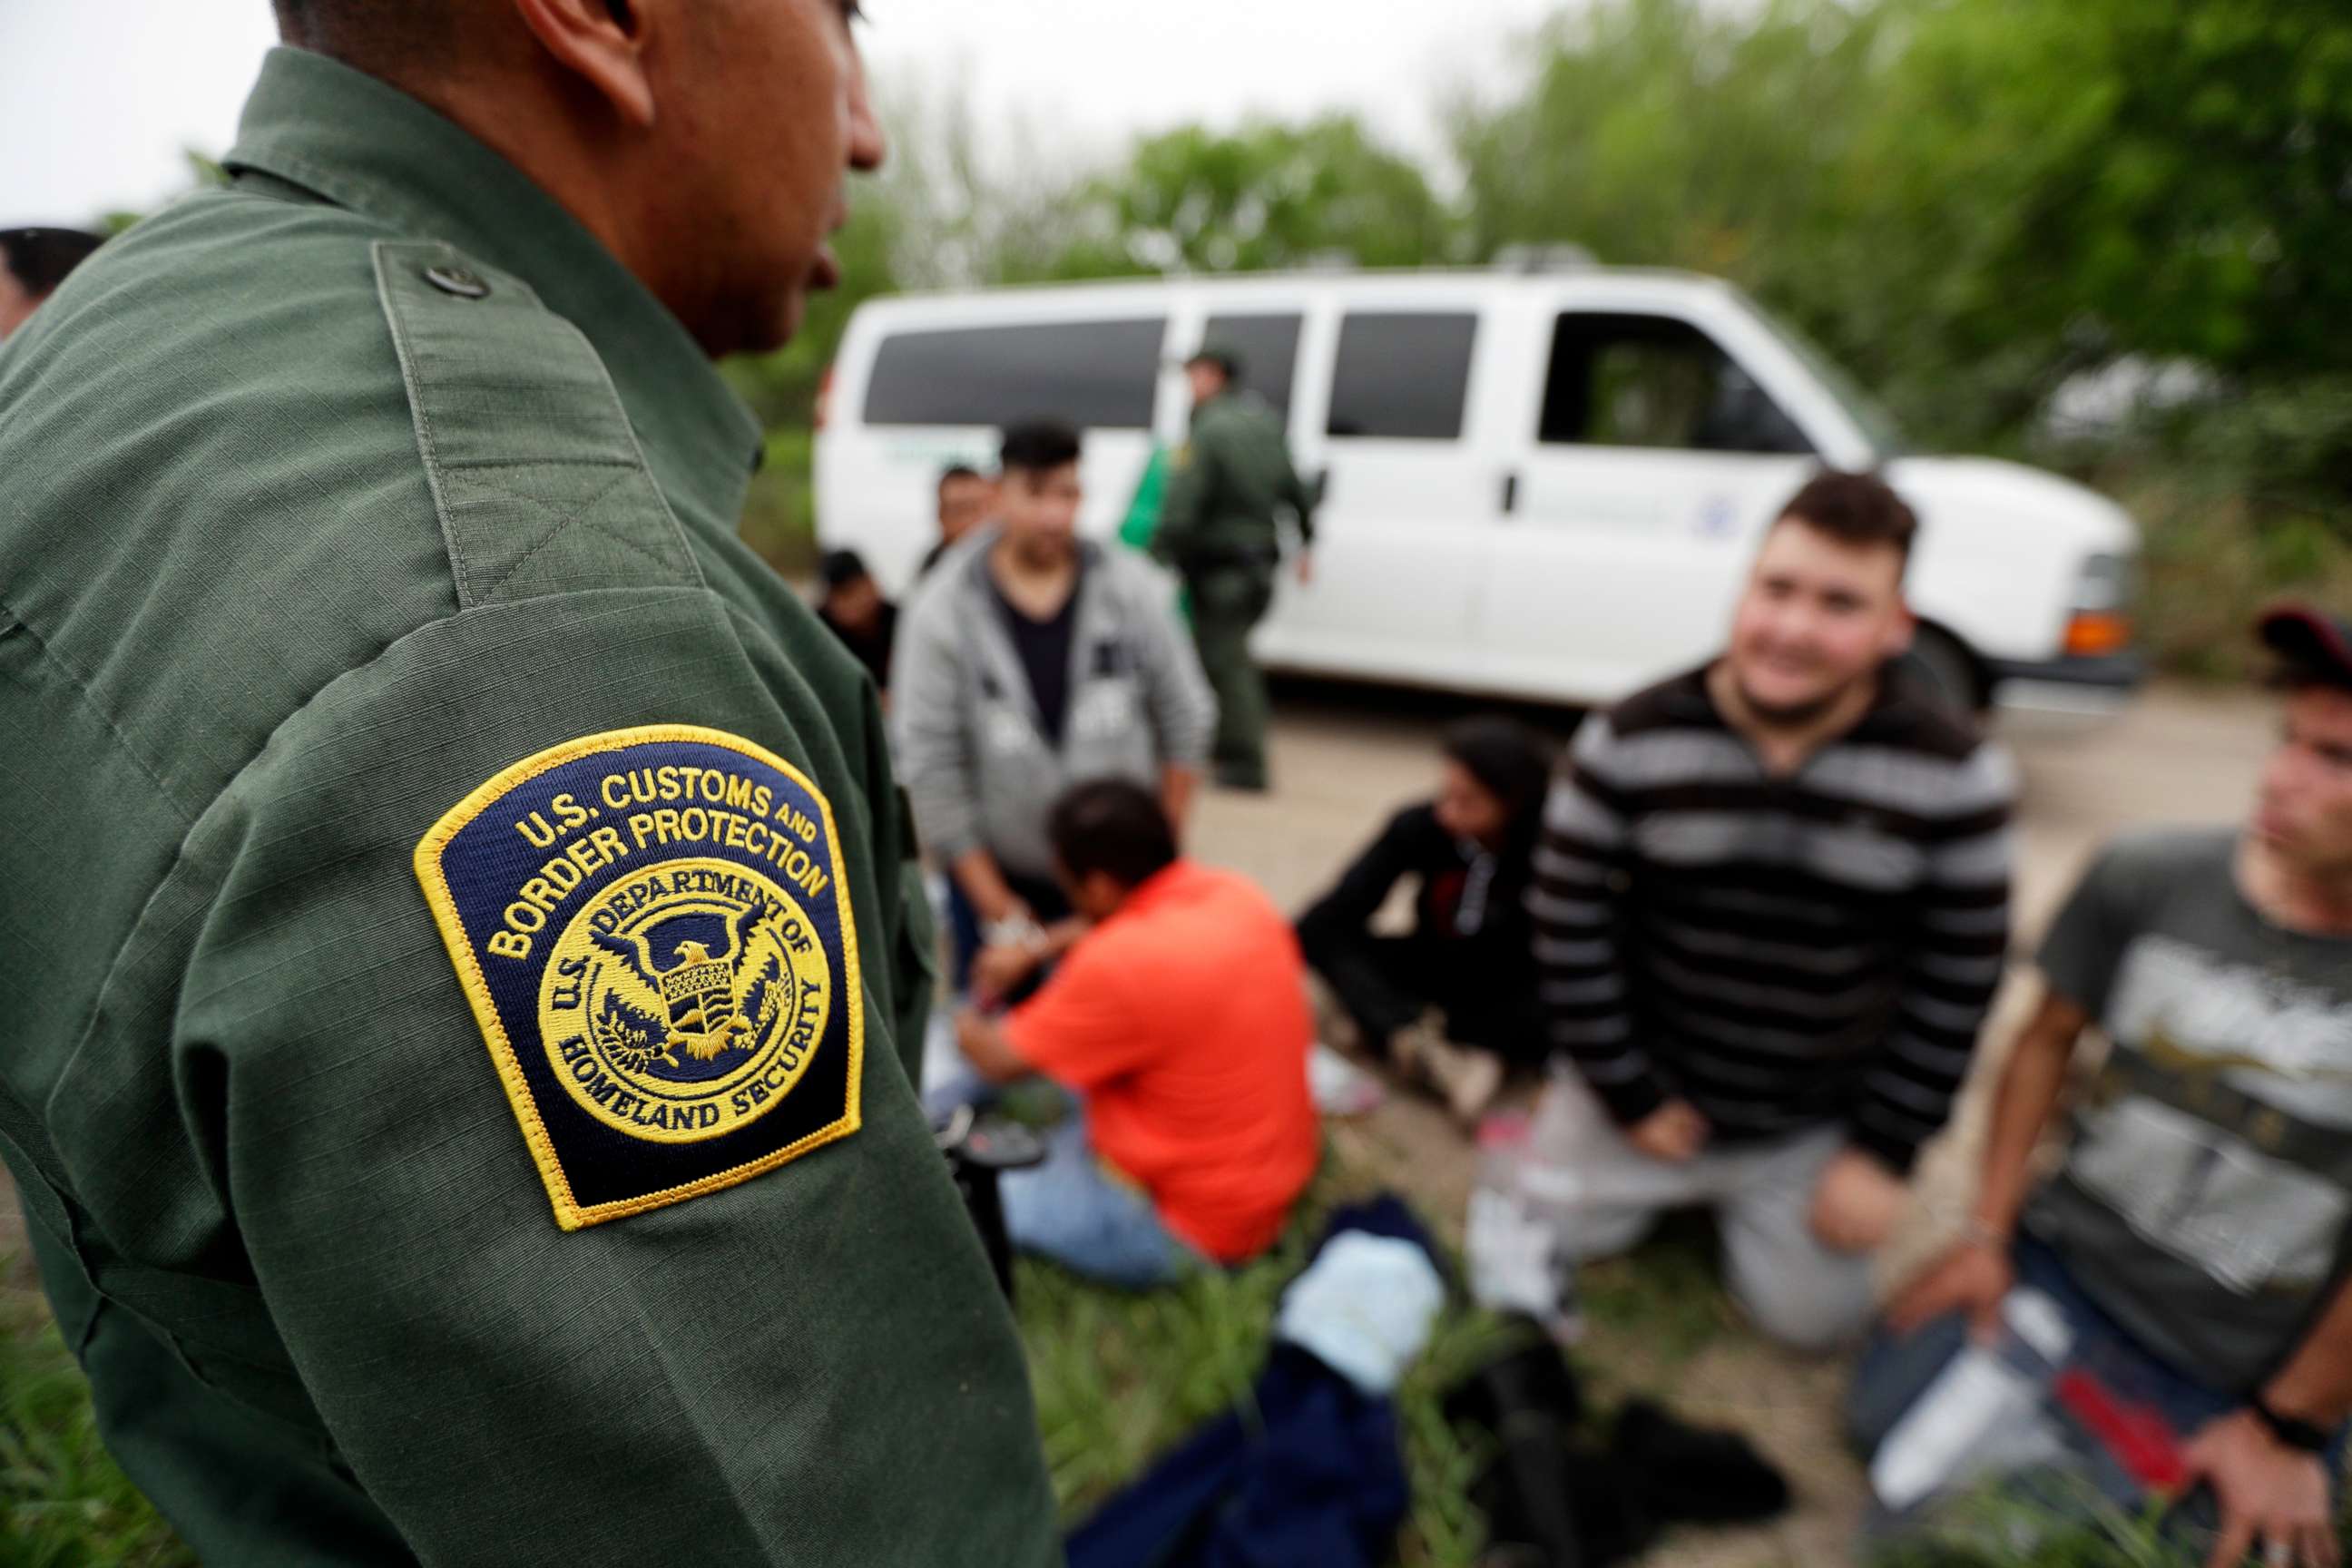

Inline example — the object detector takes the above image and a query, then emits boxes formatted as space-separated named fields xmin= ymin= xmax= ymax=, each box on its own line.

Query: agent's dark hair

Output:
xmin=818 ymin=549 xmax=871 ymax=592
xmin=1442 ymin=716 xmax=1553 ymax=830
xmin=1189 ymin=348 xmax=1242 ymax=387
xmin=1048 ymin=780 xmax=1178 ymax=890
xmin=1 ymin=229 xmax=104 ymax=298
xmin=937 ymin=464 xmax=984 ymax=495
xmin=999 ymin=419 xmax=1083 ymax=477
xmin=1777 ymin=470 xmax=1918 ymax=564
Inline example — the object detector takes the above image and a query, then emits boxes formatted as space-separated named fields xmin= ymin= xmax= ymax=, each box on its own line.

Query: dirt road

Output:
xmin=1190 ymin=675 xmax=2272 ymax=1566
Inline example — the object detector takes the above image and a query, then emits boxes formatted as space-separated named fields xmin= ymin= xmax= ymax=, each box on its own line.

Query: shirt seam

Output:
xmin=34 ymin=584 xmax=720 ymax=1181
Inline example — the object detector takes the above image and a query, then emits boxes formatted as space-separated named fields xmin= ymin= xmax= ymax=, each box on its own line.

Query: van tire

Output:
xmin=1900 ymin=626 xmax=1984 ymax=719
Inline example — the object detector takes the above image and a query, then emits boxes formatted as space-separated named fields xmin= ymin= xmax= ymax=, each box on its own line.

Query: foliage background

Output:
xmin=729 ymin=0 xmax=2351 ymax=677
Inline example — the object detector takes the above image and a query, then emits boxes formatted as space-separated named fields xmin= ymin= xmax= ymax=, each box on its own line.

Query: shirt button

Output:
xmin=424 ymin=264 xmax=491 ymax=299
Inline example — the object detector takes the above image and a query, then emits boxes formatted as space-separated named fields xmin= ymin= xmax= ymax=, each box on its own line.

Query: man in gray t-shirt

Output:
xmin=1855 ymin=603 xmax=2352 ymax=1568
xmin=2030 ymin=828 xmax=2352 ymax=1388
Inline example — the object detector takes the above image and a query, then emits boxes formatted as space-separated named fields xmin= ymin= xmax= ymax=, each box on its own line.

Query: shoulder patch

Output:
xmin=415 ymin=726 xmax=862 ymax=1230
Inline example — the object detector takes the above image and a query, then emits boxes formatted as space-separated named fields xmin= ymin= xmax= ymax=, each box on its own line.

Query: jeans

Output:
xmin=1295 ymin=926 xmax=1546 ymax=1066
xmin=1476 ymin=1064 xmax=1877 ymax=1353
xmin=1000 ymin=1116 xmax=1201 ymax=1291
xmin=1848 ymin=1235 xmax=2347 ymax=1549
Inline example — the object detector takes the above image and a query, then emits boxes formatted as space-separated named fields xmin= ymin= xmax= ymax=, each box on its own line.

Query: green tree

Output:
xmin=1055 ymin=117 xmax=1458 ymax=277
xmin=1829 ymin=0 xmax=2352 ymax=456
xmin=1451 ymin=0 xmax=1890 ymax=295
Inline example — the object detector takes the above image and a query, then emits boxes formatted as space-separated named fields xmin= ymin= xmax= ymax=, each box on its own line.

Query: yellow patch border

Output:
xmin=414 ymin=723 xmax=865 ymax=1230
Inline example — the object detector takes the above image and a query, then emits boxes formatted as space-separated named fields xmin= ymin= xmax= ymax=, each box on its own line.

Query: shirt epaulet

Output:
xmin=372 ymin=239 xmax=704 ymax=609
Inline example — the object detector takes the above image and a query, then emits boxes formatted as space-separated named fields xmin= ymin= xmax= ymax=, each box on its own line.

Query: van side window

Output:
xmin=863 ymin=318 xmax=1166 ymax=429
xmin=1327 ymin=312 xmax=1476 ymax=441
xmin=1200 ymin=313 xmax=1304 ymax=425
xmin=1540 ymin=314 xmax=1813 ymax=456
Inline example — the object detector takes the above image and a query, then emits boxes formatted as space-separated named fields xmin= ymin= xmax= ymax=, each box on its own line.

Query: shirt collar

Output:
xmin=1683 ymin=657 xmax=1916 ymax=738
xmin=1114 ymin=861 xmax=1199 ymax=920
xmin=223 ymin=46 xmax=762 ymax=530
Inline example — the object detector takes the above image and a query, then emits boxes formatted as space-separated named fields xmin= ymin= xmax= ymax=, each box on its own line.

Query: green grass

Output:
xmin=9 ymin=1177 xmax=2319 ymax=1568
xmin=0 ymin=1304 xmax=190 ymax=1568
xmin=1873 ymin=1485 xmax=2218 ymax=1568
xmin=1015 ymin=1152 xmax=1532 ymax=1566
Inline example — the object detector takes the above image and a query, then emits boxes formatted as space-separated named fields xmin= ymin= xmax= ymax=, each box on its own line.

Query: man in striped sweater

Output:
xmin=1478 ymin=471 xmax=2014 ymax=1352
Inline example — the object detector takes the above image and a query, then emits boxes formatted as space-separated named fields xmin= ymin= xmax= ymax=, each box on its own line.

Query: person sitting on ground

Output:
xmin=812 ymin=547 xmax=897 ymax=694
xmin=954 ymin=780 xmax=1320 ymax=1289
xmin=917 ymin=462 xmax=995 ymax=581
xmin=0 ymin=227 xmax=104 ymax=341
xmin=1851 ymin=603 xmax=2352 ymax=1568
xmin=1297 ymin=716 xmax=1555 ymax=1128
xmin=897 ymin=418 xmax=1215 ymax=995
xmin=1478 ymin=470 xmax=2016 ymax=1353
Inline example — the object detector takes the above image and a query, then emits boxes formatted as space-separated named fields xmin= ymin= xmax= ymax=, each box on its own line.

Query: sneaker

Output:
xmin=1308 ymin=1043 xmax=1386 ymax=1118
xmin=1465 ymin=1189 xmax=1586 ymax=1345
xmin=1388 ymin=1015 xmax=1443 ymax=1087
xmin=1421 ymin=1038 xmax=1505 ymax=1129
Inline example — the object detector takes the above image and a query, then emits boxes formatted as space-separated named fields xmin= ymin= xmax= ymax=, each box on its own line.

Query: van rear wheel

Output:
xmin=1899 ymin=627 xmax=1984 ymax=720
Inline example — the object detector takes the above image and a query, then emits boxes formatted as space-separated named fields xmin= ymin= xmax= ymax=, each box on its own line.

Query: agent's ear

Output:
xmin=510 ymin=0 xmax=657 ymax=128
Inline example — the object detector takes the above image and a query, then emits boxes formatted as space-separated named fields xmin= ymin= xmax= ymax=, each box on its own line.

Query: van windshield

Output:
xmin=1736 ymin=291 xmax=1909 ymax=459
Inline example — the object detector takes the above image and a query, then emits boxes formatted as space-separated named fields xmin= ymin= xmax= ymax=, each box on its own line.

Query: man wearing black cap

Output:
xmin=1157 ymin=345 xmax=1318 ymax=792
xmin=0 ymin=228 xmax=104 ymax=340
xmin=1860 ymin=603 xmax=2352 ymax=1565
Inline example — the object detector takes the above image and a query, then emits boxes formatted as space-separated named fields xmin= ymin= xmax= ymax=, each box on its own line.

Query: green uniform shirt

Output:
xmin=0 ymin=45 xmax=1056 ymax=1568
xmin=1154 ymin=389 xmax=1317 ymax=575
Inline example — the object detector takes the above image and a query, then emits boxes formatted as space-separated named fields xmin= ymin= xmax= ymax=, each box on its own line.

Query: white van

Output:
xmin=816 ymin=268 xmax=2141 ymax=715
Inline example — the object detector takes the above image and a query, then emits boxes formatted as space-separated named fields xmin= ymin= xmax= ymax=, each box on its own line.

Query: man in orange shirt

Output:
xmin=956 ymin=780 xmax=1320 ymax=1288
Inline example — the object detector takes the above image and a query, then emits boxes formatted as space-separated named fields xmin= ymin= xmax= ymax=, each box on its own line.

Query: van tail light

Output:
xmin=2064 ymin=612 xmax=2133 ymax=658
xmin=2064 ymin=553 xmax=2135 ymax=657
xmin=814 ymin=363 xmax=836 ymax=432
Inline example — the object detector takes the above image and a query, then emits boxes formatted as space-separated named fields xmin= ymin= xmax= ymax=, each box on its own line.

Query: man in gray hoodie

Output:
xmin=897 ymin=419 xmax=1216 ymax=996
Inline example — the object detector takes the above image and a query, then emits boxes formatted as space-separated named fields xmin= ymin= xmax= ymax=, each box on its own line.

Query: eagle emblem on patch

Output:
xmin=415 ymin=725 xmax=864 ymax=1230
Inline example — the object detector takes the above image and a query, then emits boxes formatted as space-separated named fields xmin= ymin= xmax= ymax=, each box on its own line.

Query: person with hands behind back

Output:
xmin=897 ymin=418 xmax=1214 ymax=998
xmin=953 ymin=781 xmax=1318 ymax=1289
xmin=1857 ymin=604 xmax=2352 ymax=1568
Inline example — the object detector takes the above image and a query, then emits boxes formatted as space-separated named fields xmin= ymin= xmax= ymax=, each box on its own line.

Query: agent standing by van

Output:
xmin=898 ymin=418 xmax=1216 ymax=994
xmin=1157 ymin=346 xmax=1317 ymax=793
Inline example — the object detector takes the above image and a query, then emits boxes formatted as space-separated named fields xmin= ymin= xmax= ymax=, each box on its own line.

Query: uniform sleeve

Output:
xmin=1851 ymin=743 xmax=2017 ymax=1174
xmin=1002 ymin=938 xmax=1152 ymax=1091
xmin=147 ymin=590 xmax=1054 ymax=1565
xmin=1152 ymin=428 xmax=1220 ymax=570
xmin=1528 ymin=716 xmax=1671 ymax=1126
xmin=1122 ymin=559 xmax=1216 ymax=769
xmin=892 ymin=586 xmax=986 ymax=866
xmin=1277 ymin=435 xmax=1318 ymax=549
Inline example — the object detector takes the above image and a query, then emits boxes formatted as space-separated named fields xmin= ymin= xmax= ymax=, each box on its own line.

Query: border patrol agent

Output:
xmin=1155 ymin=346 xmax=1318 ymax=793
xmin=0 ymin=5 xmax=1057 ymax=1563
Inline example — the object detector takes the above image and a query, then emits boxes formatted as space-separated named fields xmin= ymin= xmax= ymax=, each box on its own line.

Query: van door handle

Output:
xmin=1501 ymin=472 xmax=1520 ymax=515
